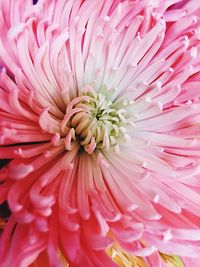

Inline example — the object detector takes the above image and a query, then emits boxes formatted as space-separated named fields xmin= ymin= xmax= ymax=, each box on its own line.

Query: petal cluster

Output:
xmin=1 ymin=0 xmax=200 ymax=266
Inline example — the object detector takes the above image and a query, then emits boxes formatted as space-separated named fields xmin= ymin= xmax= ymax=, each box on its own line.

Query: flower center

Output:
xmin=62 ymin=86 xmax=131 ymax=154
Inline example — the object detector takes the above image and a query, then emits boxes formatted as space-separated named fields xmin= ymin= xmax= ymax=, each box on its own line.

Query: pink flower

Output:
xmin=0 ymin=0 xmax=200 ymax=266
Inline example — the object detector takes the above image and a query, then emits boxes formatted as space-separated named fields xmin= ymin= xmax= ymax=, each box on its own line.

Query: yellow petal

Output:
xmin=107 ymin=245 xmax=148 ymax=267
xmin=160 ymin=253 xmax=184 ymax=267
xmin=107 ymin=244 xmax=185 ymax=267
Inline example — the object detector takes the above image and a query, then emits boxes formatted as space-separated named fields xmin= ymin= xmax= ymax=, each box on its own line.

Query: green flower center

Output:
xmin=63 ymin=87 xmax=131 ymax=154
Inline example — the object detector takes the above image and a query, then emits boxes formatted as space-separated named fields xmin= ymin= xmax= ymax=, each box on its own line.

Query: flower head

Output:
xmin=1 ymin=0 xmax=200 ymax=266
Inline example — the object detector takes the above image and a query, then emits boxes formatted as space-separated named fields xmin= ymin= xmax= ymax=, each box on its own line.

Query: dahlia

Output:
xmin=1 ymin=0 xmax=200 ymax=266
